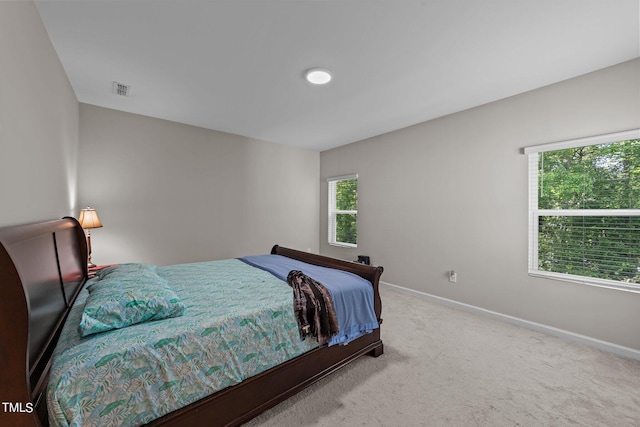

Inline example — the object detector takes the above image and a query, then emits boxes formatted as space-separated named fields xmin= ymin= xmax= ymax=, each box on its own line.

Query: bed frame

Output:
xmin=0 ymin=217 xmax=383 ymax=427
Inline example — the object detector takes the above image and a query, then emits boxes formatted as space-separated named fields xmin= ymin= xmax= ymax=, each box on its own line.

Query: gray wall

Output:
xmin=78 ymin=104 xmax=319 ymax=266
xmin=320 ymin=59 xmax=640 ymax=351
xmin=0 ymin=1 xmax=78 ymax=227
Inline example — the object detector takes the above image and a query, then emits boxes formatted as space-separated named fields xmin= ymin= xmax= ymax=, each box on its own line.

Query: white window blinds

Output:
xmin=526 ymin=129 xmax=640 ymax=292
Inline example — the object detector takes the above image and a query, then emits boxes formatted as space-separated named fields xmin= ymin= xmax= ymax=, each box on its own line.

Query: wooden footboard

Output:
xmin=0 ymin=218 xmax=383 ymax=427
xmin=270 ymin=245 xmax=384 ymax=324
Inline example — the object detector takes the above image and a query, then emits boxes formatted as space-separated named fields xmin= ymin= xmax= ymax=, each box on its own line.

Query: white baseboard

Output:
xmin=380 ymin=281 xmax=640 ymax=362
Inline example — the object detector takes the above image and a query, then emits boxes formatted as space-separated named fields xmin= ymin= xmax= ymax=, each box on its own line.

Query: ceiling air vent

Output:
xmin=112 ymin=81 xmax=131 ymax=97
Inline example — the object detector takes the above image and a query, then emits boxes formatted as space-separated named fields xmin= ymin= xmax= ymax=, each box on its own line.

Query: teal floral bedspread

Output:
xmin=47 ymin=259 xmax=318 ymax=427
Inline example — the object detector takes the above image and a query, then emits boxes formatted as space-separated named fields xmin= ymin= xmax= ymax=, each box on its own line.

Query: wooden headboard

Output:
xmin=0 ymin=218 xmax=87 ymax=427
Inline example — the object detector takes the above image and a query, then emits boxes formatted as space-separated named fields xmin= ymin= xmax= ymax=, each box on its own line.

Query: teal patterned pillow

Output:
xmin=79 ymin=263 xmax=186 ymax=337
xmin=95 ymin=263 xmax=157 ymax=281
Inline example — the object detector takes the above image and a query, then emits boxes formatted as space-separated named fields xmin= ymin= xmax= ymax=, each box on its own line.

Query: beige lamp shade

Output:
xmin=78 ymin=207 xmax=103 ymax=229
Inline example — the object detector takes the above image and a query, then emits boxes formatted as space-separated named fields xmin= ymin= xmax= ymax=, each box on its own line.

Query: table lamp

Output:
xmin=78 ymin=207 xmax=103 ymax=268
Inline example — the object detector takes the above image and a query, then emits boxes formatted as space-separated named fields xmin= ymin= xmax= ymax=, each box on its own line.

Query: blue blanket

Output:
xmin=239 ymin=254 xmax=379 ymax=346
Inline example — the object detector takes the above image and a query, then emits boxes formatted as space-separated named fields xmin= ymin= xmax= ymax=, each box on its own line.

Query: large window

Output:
xmin=525 ymin=129 xmax=640 ymax=291
xmin=328 ymin=174 xmax=358 ymax=247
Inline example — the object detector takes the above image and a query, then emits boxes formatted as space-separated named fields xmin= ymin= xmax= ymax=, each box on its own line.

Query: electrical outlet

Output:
xmin=449 ymin=270 xmax=457 ymax=283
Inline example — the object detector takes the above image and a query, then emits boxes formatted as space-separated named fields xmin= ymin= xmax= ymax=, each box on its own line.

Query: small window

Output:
xmin=525 ymin=129 xmax=640 ymax=291
xmin=328 ymin=175 xmax=358 ymax=247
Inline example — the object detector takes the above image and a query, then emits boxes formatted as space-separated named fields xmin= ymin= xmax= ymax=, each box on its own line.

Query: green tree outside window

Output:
xmin=329 ymin=176 xmax=357 ymax=246
xmin=535 ymin=138 xmax=640 ymax=284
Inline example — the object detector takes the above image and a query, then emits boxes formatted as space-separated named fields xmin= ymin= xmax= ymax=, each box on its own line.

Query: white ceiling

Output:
xmin=36 ymin=0 xmax=640 ymax=151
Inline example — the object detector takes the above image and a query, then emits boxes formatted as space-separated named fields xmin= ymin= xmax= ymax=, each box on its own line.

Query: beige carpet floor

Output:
xmin=244 ymin=285 xmax=640 ymax=427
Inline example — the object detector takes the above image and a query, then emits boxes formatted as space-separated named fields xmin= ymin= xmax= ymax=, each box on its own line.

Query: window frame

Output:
xmin=525 ymin=129 xmax=640 ymax=293
xmin=327 ymin=174 xmax=358 ymax=248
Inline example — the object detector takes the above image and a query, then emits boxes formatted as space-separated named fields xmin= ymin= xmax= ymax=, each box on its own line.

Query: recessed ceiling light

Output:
xmin=305 ymin=68 xmax=332 ymax=85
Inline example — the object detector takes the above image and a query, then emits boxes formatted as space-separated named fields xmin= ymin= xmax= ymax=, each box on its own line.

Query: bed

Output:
xmin=0 ymin=217 xmax=383 ymax=427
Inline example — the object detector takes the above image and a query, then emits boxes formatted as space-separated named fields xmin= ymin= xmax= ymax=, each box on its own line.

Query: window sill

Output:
xmin=529 ymin=270 xmax=640 ymax=294
xmin=329 ymin=242 xmax=357 ymax=249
